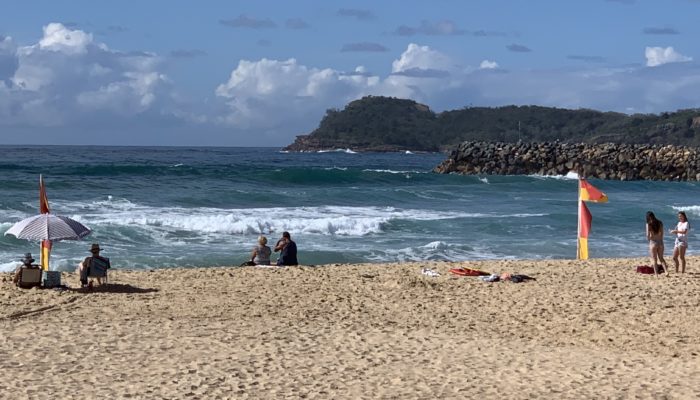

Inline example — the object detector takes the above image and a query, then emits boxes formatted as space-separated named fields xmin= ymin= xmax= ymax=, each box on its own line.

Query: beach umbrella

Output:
xmin=5 ymin=214 xmax=92 ymax=241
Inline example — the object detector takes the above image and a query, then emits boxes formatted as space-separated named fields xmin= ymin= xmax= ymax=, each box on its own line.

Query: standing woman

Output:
xmin=645 ymin=211 xmax=669 ymax=275
xmin=670 ymin=211 xmax=690 ymax=273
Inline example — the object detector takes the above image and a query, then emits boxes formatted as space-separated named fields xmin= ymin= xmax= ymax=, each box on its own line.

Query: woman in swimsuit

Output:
xmin=670 ymin=211 xmax=690 ymax=273
xmin=645 ymin=211 xmax=668 ymax=276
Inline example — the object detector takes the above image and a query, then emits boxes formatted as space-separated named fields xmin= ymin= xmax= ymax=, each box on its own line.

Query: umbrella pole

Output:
xmin=40 ymin=239 xmax=52 ymax=271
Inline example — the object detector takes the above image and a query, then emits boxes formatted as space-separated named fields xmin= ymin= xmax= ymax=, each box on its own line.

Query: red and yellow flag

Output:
xmin=579 ymin=178 xmax=608 ymax=203
xmin=577 ymin=178 xmax=607 ymax=260
xmin=40 ymin=174 xmax=50 ymax=214
xmin=576 ymin=178 xmax=608 ymax=260
xmin=577 ymin=201 xmax=592 ymax=260
xmin=39 ymin=175 xmax=52 ymax=270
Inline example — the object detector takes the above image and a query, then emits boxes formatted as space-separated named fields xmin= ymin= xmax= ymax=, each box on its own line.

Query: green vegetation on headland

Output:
xmin=283 ymin=96 xmax=700 ymax=152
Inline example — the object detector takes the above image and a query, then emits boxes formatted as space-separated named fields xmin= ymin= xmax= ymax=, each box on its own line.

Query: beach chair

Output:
xmin=87 ymin=257 xmax=110 ymax=285
xmin=16 ymin=267 xmax=42 ymax=289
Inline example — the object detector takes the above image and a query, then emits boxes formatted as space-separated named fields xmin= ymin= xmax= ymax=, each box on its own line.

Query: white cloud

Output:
xmin=213 ymin=44 xmax=463 ymax=133
xmin=38 ymin=23 xmax=92 ymax=55
xmin=645 ymin=46 xmax=692 ymax=67
xmin=0 ymin=35 xmax=14 ymax=51
xmin=2 ymin=23 xmax=700 ymax=146
xmin=77 ymin=71 xmax=166 ymax=113
xmin=2 ymin=23 xmax=170 ymax=127
xmin=214 ymin=58 xmax=371 ymax=130
xmin=0 ymin=36 xmax=18 ymax=84
xmin=479 ymin=60 xmax=499 ymax=69
xmin=391 ymin=43 xmax=453 ymax=73
xmin=211 ymin=43 xmax=700 ymax=142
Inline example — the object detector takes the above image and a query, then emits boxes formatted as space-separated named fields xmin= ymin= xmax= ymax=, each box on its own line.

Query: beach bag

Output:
xmin=43 ymin=271 xmax=61 ymax=288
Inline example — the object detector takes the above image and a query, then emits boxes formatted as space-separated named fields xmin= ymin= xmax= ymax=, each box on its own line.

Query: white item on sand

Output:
xmin=421 ymin=268 xmax=440 ymax=277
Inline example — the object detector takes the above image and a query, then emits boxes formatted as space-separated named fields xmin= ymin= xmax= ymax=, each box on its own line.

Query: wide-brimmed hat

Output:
xmin=90 ymin=243 xmax=101 ymax=252
xmin=21 ymin=252 xmax=35 ymax=263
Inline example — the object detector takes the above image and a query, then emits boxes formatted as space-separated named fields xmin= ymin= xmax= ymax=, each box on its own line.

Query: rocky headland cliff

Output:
xmin=284 ymin=96 xmax=700 ymax=153
xmin=433 ymin=141 xmax=700 ymax=181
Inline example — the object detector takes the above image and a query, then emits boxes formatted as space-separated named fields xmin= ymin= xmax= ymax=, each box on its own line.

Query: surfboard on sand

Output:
xmin=449 ymin=267 xmax=490 ymax=277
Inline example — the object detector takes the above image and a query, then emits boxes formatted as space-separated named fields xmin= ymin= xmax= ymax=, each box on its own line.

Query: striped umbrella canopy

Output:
xmin=4 ymin=214 xmax=92 ymax=241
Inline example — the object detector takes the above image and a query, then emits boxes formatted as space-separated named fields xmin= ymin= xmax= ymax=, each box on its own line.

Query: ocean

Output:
xmin=0 ymin=145 xmax=696 ymax=272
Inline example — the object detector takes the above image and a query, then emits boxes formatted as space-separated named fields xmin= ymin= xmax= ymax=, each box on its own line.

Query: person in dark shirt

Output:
xmin=79 ymin=243 xmax=111 ymax=287
xmin=274 ymin=231 xmax=298 ymax=266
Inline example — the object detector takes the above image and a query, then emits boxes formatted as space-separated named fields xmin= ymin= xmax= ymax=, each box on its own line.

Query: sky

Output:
xmin=1 ymin=0 xmax=700 ymax=146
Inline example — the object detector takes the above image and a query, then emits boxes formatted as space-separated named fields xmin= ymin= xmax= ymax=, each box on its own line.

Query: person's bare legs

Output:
xmin=650 ymin=243 xmax=660 ymax=275
xmin=657 ymin=244 xmax=669 ymax=276
xmin=673 ymin=246 xmax=681 ymax=273
xmin=679 ymin=245 xmax=687 ymax=273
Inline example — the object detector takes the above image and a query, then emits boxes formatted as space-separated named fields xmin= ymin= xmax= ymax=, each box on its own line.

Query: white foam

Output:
xmin=46 ymin=202 xmax=485 ymax=238
xmin=365 ymin=240 xmax=495 ymax=262
xmin=478 ymin=177 xmax=489 ymax=184
xmin=528 ymin=172 xmax=579 ymax=180
xmin=0 ymin=261 xmax=17 ymax=272
xmin=317 ymin=148 xmax=357 ymax=154
xmin=423 ymin=241 xmax=448 ymax=250
xmin=363 ymin=169 xmax=427 ymax=174
xmin=673 ymin=206 xmax=700 ymax=216
xmin=0 ymin=209 xmax=31 ymax=222
xmin=3 ymin=199 xmax=548 ymax=241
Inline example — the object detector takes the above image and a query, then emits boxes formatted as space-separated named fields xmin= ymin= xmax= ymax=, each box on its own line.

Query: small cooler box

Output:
xmin=43 ymin=271 xmax=61 ymax=288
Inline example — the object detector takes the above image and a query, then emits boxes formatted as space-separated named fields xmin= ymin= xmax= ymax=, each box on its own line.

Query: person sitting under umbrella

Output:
xmin=13 ymin=253 xmax=41 ymax=287
xmin=78 ymin=243 xmax=111 ymax=288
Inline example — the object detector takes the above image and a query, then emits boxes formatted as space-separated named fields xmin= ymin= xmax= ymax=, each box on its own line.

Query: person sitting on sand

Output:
xmin=250 ymin=235 xmax=271 ymax=265
xmin=79 ymin=243 xmax=111 ymax=287
xmin=645 ymin=211 xmax=669 ymax=276
xmin=274 ymin=231 xmax=298 ymax=266
xmin=13 ymin=252 xmax=40 ymax=286
xmin=670 ymin=211 xmax=690 ymax=273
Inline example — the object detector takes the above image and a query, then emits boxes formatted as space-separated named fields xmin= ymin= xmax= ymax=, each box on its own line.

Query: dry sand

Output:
xmin=1 ymin=257 xmax=700 ymax=399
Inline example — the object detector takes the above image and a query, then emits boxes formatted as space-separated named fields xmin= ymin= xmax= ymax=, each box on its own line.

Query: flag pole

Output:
xmin=576 ymin=176 xmax=581 ymax=259
xmin=39 ymin=174 xmax=52 ymax=271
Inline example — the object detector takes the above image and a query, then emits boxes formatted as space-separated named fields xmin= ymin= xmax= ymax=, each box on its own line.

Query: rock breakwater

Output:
xmin=433 ymin=141 xmax=700 ymax=181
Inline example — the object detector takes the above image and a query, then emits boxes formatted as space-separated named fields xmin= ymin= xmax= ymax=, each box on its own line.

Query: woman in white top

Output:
xmin=670 ymin=211 xmax=690 ymax=273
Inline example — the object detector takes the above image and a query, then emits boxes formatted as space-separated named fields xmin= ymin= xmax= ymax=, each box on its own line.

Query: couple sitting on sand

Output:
xmin=248 ymin=231 xmax=298 ymax=266
xmin=13 ymin=243 xmax=110 ymax=289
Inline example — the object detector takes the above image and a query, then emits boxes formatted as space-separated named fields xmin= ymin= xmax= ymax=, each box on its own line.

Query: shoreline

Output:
xmin=2 ymin=257 xmax=700 ymax=399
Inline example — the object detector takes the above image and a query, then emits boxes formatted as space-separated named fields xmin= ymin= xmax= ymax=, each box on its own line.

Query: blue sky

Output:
xmin=1 ymin=0 xmax=699 ymax=146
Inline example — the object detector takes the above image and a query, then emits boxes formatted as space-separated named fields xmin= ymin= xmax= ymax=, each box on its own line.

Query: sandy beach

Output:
xmin=2 ymin=257 xmax=700 ymax=399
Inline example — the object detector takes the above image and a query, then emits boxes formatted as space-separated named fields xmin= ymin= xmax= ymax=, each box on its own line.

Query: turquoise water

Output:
xmin=0 ymin=146 xmax=696 ymax=271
